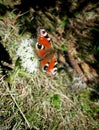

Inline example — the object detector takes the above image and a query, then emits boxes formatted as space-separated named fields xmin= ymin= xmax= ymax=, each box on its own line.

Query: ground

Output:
xmin=0 ymin=0 xmax=99 ymax=130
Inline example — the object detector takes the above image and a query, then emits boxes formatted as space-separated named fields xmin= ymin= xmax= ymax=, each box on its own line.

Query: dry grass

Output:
xmin=1 ymin=71 xmax=98 ymax=130
xmin=0 ymin=1 xmax=99 ymax=130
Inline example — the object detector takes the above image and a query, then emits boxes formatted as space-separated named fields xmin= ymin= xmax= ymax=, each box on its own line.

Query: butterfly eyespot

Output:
xmin=40 ymin=29 xmax=48 ymax=37
xmin=36 ymin=42 xmax=44 ymax=50
xmin=54 ymin=61 xmax=58 ymax=68
xmin=43 ymin=63 xmax=49 ymax=72
xmin=52 ymin=67 xmax=57 ymax=76
xmin=42 ymin=30 xmax=45 ymax=34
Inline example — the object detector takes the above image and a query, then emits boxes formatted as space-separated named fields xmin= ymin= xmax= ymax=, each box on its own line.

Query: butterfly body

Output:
xmin=35 ymin=28 xmax=57 ymax=75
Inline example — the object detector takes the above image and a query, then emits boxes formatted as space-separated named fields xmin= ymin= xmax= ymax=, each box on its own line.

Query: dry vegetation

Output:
xmin=0 ymin=0 xmax=99 ymax=130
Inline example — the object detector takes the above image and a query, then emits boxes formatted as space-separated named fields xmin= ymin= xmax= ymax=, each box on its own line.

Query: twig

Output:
xmin=7 ymin=87 xmax=30 ymax=128
xmin=88 ymin=87 xmax=99 ymax=95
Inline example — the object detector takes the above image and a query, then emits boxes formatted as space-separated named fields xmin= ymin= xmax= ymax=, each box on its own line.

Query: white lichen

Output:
xmin=71 ymin=76 xmax=87 ymax=91
xmin=16 ymin=38 xmax=39 ymax=73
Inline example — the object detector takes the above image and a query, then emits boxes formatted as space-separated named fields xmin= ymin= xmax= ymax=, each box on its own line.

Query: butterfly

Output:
xmin=35 ymin=28 xmax=57 ymax=75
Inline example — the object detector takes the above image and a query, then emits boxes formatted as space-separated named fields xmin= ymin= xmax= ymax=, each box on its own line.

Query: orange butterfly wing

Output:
xmin=35 ymin=28 xmax=57 ymax=75
xmin=35 ymin=36 xmax=51 ymax=58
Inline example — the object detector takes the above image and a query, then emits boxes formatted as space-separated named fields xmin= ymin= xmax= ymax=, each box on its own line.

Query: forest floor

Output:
xmin=0 ymin=0 xmax=99 ymax=130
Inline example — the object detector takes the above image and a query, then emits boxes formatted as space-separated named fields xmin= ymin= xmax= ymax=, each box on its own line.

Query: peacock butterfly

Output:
xmin=35 ymin=28 xmax=57 ymax=75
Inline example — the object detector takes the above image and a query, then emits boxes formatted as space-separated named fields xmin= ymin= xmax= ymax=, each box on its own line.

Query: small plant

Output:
xmin=50 ymin=93 xmax=61 ymax=109
xmin=60 ymin=44 xmax=68 ymax=52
